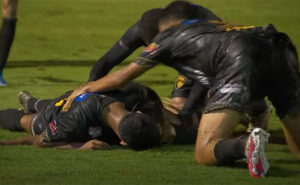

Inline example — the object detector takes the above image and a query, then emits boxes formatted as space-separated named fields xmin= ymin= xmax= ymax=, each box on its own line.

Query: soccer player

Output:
xmin=88 ymin=0 xmax=221 ymax=81
xmin=62 ymin=9 xmax=300 ymax=177
xmin=0 ymin=83 xmax=162 ymax=150
xmin=88 ymin=0 xmax=222 ymax=126
xmin=0 ymin=0 xmax=18 ymax=86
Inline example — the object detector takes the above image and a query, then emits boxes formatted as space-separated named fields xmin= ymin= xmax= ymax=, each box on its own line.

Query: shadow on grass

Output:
xmin=6 ymin=60 xmax=98 ymax=67
xmin=36 ymin=76 xmax=77 ymax=83
xmin=268 ymin=166 xmax=300 ymax=177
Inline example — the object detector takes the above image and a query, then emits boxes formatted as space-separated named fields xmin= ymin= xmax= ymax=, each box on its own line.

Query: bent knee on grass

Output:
xmin=194 ymin=139 xmax=219 ymax=165
xmin=194 ymin=109 xmax=243 ymax=165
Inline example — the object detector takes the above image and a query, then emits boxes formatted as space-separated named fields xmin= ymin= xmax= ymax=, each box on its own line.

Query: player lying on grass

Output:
xmin=0 ymin=82 xmax=161 ymax=150
xmin=9 ymin=79 xmax=271 ymax=146
xmin=62 ymin=8 xmax=300 ymax=178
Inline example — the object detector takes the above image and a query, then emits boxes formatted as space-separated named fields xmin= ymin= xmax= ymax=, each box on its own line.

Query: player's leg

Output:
xmin=19 ymin=114 xmax=33 ymax=133
xmin=241 ymin=99 xmax=272 ymax=131
xmin=0 ymin=0 xmax=18 ymax=86
xmin=18 ymin=90 xmax=52 ymax=113
xmin=195 ymin=108 xmax=270 ymax=177
xmin=194 ymin=35 xmax=271 ymax=177
xmin=265 ymin=31 xmax=300 ymax=159
xmin=280 ymin=115 xmax=300 ymax=158
xmin=194 ymin=109 xmax=243 ymax=164
xmin=0 ymin=108 xmax=32 ymax=132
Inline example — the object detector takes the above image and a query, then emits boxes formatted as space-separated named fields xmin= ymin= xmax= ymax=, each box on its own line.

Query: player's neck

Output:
xmin=104 ymin=102 xmax=129 ymax=139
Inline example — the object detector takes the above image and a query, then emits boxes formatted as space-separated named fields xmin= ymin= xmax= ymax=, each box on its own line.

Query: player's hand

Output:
xmin=79 ymin=139 xmax=112 ymax=151
xmin=162 ymin=97 xmax=182 ymax=115
xmin=62 ymin=84 xmax=88 ymax=112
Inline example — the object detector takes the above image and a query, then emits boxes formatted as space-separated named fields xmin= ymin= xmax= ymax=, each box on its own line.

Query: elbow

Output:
xmin=194 ymin=144 xmax=216 ymax=165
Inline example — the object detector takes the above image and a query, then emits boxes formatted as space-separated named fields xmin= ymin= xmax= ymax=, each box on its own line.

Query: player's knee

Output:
xmin=194 ymin=151 xmax=212 ymax=165
xmin=194 ymin=152 xmax=205 ymax=164
xmin=194 ymin=143 xmax=215 ymax=165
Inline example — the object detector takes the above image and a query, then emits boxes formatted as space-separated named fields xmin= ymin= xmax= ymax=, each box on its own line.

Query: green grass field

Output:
xmin=1 ymin=0 xmax=300 ymax=184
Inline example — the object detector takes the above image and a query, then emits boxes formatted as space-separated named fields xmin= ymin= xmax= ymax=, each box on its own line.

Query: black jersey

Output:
xmin=136 ymin=21 xmax=261 ymax=86
xmin=31 ymin=83 xmax=163 ymax=144
xmin=136 ymin=21 xmax=300 ymax=117
xmin=88 ymin=5 xmax=221 ymax=81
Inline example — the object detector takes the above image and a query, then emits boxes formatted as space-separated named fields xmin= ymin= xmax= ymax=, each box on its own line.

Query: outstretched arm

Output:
xmin=0 ymin=135 xmax=41 ymax=146
xmin=63 ymin=63 xmax=150 ymax=111
xmin=55 ymin=139 xmax=112 ymax=151
xmin=88 ymin=22 xmax=145 ymax=81
xmin=0 ymin=136 xmax=111 ymax=151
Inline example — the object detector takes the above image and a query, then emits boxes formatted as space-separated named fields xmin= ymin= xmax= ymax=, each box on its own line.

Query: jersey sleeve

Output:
xmin=88 ymin=21 xmax=145 ymax=81
xmin=135 ymin=38 xmax=172 ymax=68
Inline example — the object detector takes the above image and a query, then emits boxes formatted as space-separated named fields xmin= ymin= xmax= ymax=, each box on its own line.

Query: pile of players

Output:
xmin=1 ymin=0 xmax=300 ymax=178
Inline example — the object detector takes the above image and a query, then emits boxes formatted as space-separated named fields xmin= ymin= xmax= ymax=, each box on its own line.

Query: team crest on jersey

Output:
xmin=144 ymin=43 xmax=159 ymax=55
xmin=175 ymin=75 xmax=187 ymax=89
xmin=49 ymin=121 xmax=57 ymax=135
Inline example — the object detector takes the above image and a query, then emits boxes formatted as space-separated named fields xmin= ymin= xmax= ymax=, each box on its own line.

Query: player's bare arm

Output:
xmin=0 ymin=135 xmax=111 ymax=150
xmin=63 ymin=63 xmax=150 ymax=111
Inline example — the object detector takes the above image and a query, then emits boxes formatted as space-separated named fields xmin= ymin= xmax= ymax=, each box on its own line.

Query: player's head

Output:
xmin=119 ymin=112 xmax=160 ymax=150
xmin=139 ymin=8 xmax=164 ymax=45
xmin=158 ymin=0 xmax=194 ymax=32
xmin=139 ymin=1 xmax=194 ymax=44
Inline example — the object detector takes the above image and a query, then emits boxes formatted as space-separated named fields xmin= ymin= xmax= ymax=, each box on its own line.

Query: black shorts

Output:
xmin=30 ymin=92 xmax=71 ymax=136
xmin=204 ymin=31 xmax=300 ymax=118
xmin=263 ymin=32 xmax=300 ymax=118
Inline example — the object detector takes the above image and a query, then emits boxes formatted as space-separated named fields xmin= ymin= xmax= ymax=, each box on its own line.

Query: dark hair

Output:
xmin=119 ymin=112 xmax=160 ymax=150
xmin=139 ymin=8 xmax=164 ymax=45
xmin=159 ymin=0 xmax=195 ymax=26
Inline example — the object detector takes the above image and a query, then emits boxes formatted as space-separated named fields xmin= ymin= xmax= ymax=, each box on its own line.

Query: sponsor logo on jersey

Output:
xmin=144 ymin=43 xmax=159 ymax=55
xmin=49 ymin=121 xmax=57 ymax=135
xmin=175 ymin=75 xmax=187 ymax=89
xmin=75 ymin=92 xmax=101 ymax=102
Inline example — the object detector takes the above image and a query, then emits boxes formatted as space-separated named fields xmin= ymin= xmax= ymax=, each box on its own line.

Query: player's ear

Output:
xmin=120 ymin=140 xmax=128 ymax=146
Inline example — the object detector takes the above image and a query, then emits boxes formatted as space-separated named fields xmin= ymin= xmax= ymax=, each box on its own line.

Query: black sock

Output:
xmin=214 ymin=135 xmax=248 ymax=164
xmin=0 ymin=109 xmax=24 ymax=131
xmin=27 ymin=98 xmax=52 ymax=112
xmin=0 ymin=18 xmax=17 ymax=70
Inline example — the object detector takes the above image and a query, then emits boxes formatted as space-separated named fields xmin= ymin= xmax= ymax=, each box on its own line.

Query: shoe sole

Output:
xmin=248 ymin=128 xmax=270 ymax=178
